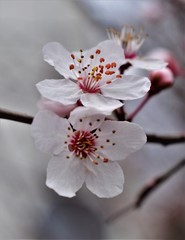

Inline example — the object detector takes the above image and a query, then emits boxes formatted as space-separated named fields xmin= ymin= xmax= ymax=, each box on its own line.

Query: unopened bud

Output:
xmin=149 ymin=68 xmax=174 ymax=96
xmin=148 ymin=48 xmax=181 ymax=77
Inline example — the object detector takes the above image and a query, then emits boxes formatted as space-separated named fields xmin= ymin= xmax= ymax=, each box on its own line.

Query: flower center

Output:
xmin=120 ymin=26 xmax=147 ymax=58
xmin=68 ymin=130 xmax=96 ymax=159
xmin=69 ymin=49 xmax=122 ymax=93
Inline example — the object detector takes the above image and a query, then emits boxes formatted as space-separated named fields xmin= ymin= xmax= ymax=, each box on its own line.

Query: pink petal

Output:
xmin=31 ymin=110 xmax=70 ymax=154
xmin=129 ymin=58 xmax=167 ymax=70
xmin=36 ymin=79 xmax=83 ymax=105
xmin=101 ymin=75 xmax=151 ymax=100
xmin=80 ymin=93 xmax=123 ymax=114
xmin=85 ymin=160 xmax=124 ymax=198
xmin=46 ymin=152 xmax=86 ymax=197
xmin=43 ymin=42 xmax=77 ymax=79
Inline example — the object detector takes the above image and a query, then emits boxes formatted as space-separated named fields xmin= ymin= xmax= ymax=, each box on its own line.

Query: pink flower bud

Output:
xmin=37 ymin=98 xmax=78 ymax=117
xmin=149 ymin=68 xmax=174 ymax=95
xmin=148 ymin=48 xmax=181 ymax=77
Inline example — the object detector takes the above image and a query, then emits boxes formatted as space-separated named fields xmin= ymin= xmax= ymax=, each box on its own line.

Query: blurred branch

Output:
xmin=127 ymin=95 xmax=150 ymax=122
xmin=0 ymin=107 xmax=185 ymax=145
xmin=105 ymin=158 xmax=185 ymax=224
xmin=147 ymin=133 xmax=185 ymax=146
xmin=0 ymin=107 xmax=33 ymax=124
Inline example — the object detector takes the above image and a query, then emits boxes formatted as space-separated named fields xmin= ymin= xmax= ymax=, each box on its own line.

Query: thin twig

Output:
xmin=105 ymin=158 xmax=185 ymax=224
xmin=0 ymin=107 xmax=185 ymax=146
xmin=0 ymin=107 xmax=33 ymax=124
xmin=127 ymin=95 xmax=150 ymax=122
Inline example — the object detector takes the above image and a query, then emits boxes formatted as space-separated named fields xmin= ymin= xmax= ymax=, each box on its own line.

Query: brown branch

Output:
xmin=0 ymin=107 xmax=185 ymax=146
xmin=147 ymin=133 xmax=185 ymax=146
xmin=0 ymin=107 xmax=33 ymax=124
xmin=105 ymin=158 xmax=185 ymax=224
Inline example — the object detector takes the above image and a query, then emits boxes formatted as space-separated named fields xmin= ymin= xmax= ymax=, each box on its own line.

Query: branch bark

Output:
xmin=105 ymin=158 xmax=185 ymax=223
xmin=0 ymin=107 xmax=185 ymax=146
xmin=0 ymin=107 xmax=33 ymax=124
xmin=147 ymin=133 xmax=185 ymax=146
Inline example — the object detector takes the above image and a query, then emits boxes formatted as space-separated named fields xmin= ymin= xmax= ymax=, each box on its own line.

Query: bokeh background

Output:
xmin=0 ymin=0 xmax=185 ymax=239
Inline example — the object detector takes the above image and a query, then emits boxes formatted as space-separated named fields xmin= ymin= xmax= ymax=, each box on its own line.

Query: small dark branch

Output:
xmin=147 ymin=133 xmax=185 ymax=146
xmin=105 ymin=158 xmax=185 ymax=224
xmin=0 ymin=108 xmax=185 ymax=146
xmin=0 ymin=107 xmax=33 ymax=124
xmin=135 ymin=158 xmax=185 ymax=208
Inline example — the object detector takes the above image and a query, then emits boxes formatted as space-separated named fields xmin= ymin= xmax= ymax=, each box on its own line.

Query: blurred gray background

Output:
xmin=0 ymin=0 xmax=185 ymax=239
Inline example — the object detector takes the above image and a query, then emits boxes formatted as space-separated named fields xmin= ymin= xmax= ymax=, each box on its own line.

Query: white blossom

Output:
xmin=31 ymin=107 xmax=147 ymax=198
xmin=107 ymin=26 xmax=167 ymax=71
xmin=37 ymin=40 xmax=151 ymax=114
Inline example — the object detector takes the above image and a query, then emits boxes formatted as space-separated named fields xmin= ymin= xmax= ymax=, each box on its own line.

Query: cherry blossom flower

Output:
xmin=31 ymin=107 xmax=147 ymax=198
xmin=107 ymin=26 xmax=167 ymax=71
xmin=37 ymin=40 xmax=151 ymax=115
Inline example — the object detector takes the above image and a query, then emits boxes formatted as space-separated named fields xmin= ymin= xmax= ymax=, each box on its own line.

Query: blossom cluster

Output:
xmin=32 ymin=26 xmax=166 ymax=198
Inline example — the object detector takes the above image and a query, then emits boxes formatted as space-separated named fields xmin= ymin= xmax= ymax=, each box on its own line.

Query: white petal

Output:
xmin=129 ymin=58 xmax=167 ymax=70
xmin=46 ymin=152 xmax=86 ymax=197
xmin=96 ymin=121 xmax=146 ymax=161
xmin=42 ymin=42 xmax=76 ymax=79
xmin=85 ymin=160 xmax=124 ymax=198
xmin=101 ymin=75 xmax=151 ymax=100
xmin=69 ymin=106 xmax=105 ymax=131
xmin=31 ymin=110 xmax=70 ymax=154
xmin=80 ymin=93 xmax=123 ymax=115
xmin=36 ymin=79 xmax=82 ymax=105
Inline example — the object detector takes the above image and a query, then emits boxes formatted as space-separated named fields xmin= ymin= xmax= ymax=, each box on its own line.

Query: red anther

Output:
xmin=69 ymin=64 xmax=75 ymax=70
xmin=105 ymin=63 xmax=111 ymax=69
xmin=106 ymin=80 xmax=112 ymax=84
xmin=71 ymin=54 xmax=75 ymax=59
xmin=93 ymin=160 xmax=99 ymax=165
xmin=105 ymin=70 xmax=115 ymax=75
xmin=111 ymin=62 xmax=117 ymax=68
xmin=116 ymin=74 xmax=122 ymax=78
xmin=77 ymin=77 xmax=83 ymax=80
xmin=100 ymin=58 xmax=105 ymax=63
xmin=103 ymin=158 xmax=109 ymax=163
xmin=96 ymin=49 xmax=101 ymax=54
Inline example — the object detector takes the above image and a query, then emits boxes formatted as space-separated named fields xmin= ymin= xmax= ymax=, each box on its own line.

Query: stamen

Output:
xmin=103 ymin=158 xmax=109 ymax=163
xmin=69 ymin=64 xmax=74 ymax=70
xmin=105 ymin=70 xmax=115 ymax=75
xmin=111 ymin=62 xmax=117 ymax=68
xmin=96 ymin=49 xmax=101 ymax=54
xmin=71 ymin=54 xmax=75 ymax=59
xmin=68 ymin=131 xmax=96 ymax=159
xmin=105 ymin=63 xmax=111 ymax=69
xmin=106 ymin=80 xmax=112 ymax=84
xmin=100 ymin=58 xmax=105 ymax=63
